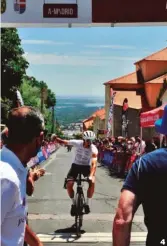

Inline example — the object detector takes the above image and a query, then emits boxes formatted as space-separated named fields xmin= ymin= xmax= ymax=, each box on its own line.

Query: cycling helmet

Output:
xmin=83 ymin=130 xmax=96 ymax=140
xmin=155 ymin=104 xmax=167 ymax=135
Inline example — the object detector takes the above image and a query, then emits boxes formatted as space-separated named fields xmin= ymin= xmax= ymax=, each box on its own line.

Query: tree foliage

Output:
xmin=1 ymin=28 xmax=59 ymax=135
xmin=1 ymin=28 xmax=29 ymax=99
xmin=20 ymin=79 xmax=41 ymax=108
xmin=25 ymin=76 xmax=56 ymax=108
xmin=45 ymin=89 xmax=56 ymax=108
xmin=20 ymin=78 xmax=57 ymax=134
xmin=73 ymin=133 xmax=82 ymax=139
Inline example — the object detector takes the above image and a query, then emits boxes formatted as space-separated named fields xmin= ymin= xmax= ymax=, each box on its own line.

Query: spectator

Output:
xmin=135 ymin=136 xmax=146 ymax=155
xmin=145 ymin=139 xmax=157 ymax=153
xmin=0 ymin=106 xmax=45 ymax=246
xmin=113 ymin=105 xmax=167 ymax=246
xmin=24 ymin=168 xmax=45 ymax=246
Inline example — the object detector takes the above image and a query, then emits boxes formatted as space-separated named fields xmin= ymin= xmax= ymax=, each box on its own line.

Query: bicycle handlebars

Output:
xmin=66 ymin=177 xmax=91 ymax=183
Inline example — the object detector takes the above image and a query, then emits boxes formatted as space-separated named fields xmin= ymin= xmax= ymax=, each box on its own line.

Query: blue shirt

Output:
xmin=0 ymin=147 xmax=28 ymax=246
xmin=122 ymin=148 xmax=167 ymax=245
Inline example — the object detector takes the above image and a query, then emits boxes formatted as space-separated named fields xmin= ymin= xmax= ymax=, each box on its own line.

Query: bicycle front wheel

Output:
xmin=75 ymin=193 xmax=84 ymax=236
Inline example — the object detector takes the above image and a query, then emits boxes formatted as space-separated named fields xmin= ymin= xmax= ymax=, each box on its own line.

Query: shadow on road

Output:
xmin=52 ymin=224 xmax=86 ymax=242
xmin=55 ymin=223 xmax=85 ymax=234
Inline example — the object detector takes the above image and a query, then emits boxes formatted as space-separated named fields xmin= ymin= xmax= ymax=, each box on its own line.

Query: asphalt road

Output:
xmin=28 ymin=147 xmax=147 ymax=245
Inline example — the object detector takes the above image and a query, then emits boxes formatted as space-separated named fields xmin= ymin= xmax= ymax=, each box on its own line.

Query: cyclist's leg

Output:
xmin=87 ymin=176 xmax=95 ymax=199
xmin=82 ymin=166 xmax=94 ymax=213
xmin=66 ymin=163 xmax=78 ymax=198
xmin=82 ymin=165 xmax=95 ymax=198
xmin=66 ymin=164 xmax=79 ymax=216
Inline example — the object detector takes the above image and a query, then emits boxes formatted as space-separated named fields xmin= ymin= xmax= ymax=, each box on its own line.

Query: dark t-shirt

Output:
xmin=122 ymin=148 xmax=167 ymax=246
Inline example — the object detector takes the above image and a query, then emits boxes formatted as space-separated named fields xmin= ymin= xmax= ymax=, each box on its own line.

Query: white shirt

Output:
xmin=135 ymin=140 xmax=146 ymax=153
xmin=69 ymin=140 xmax=98 ymax=166
xmin=0 ymin=147 xmax=28 ymax=246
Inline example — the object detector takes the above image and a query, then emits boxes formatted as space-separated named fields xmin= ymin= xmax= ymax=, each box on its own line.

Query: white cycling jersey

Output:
xmin=68 ymin=140 xmax=98 ymax=166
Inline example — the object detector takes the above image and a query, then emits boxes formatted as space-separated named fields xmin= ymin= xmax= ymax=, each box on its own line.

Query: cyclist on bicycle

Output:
xmin=55 ymin=130 xmax=98 ymax=216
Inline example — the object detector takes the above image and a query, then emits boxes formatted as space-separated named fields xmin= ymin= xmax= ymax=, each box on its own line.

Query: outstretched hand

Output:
xmin=31 ymin=168 xmax=45 ymax=181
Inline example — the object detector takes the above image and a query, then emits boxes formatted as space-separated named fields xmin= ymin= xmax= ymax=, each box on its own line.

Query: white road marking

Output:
xmin=37 ymin=232 xmax=147 ymax=243
xmin=28 ymin=213 xmax=144 ymax=222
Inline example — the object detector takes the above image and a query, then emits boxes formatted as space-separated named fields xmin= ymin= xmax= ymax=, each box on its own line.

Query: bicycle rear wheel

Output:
xmin=75 ymin=193 xmax=84 ymax=237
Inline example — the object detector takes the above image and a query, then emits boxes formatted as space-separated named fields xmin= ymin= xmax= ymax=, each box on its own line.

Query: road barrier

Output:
xmin=27 ymin=142 xmax=59 ymax=168
xmin=99 ymin=149 xmax=138 ymax=177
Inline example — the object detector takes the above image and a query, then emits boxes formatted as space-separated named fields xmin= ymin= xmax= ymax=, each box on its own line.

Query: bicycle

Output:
xmin=66 ymin=173 xmax=90 ymax=237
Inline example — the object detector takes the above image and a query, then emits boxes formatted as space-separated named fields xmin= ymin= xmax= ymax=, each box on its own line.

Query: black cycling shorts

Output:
xmin=67 ymin=163 xmax=91 ymax=179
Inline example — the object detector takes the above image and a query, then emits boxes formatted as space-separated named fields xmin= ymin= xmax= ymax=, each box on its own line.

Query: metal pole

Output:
xmin=41 ymin=88 xmax=44 ymax=113
xmin=140 ymin=127 xmax=143 ymax=155
xmin=112 ymin=103 xmax=114 ymax=137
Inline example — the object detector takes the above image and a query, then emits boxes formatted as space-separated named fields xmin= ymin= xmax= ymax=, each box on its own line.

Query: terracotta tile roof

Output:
xmin=146 ymin=73 xmax=167 ymax=84
xmin=92 ymin=108 xmax=105 ymax=117
xmin=84 ymin=120 xmax=94 ymax=129
xmin=82 ymin=116 xmax=94 ymax=123
xmin=82 ymin=108 xmax=105 ymax=129
xmin=82 ymin=108 xmax=105 ymax=123
xmin=99 ymin=113 xmax=105 ymax=120
xmin=135 ymin=47 xmax=167 ymax=64
xmin=112 ymin=90 xmax=142 ymax=109
xmin=104 ymin=72 xmax=137 ymax=85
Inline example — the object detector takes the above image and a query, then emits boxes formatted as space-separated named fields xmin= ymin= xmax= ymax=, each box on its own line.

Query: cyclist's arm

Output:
xmin=55 ymin=138 xmax=82 ymax=147
xmin=55 ymin=137 xmax=69 ymax=145
xmin=89 ymin=152 xmax=98 ymax=178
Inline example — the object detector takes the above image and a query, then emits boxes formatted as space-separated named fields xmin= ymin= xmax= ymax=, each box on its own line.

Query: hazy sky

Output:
xmin=18 ymin=26 xmax=167 ymax=97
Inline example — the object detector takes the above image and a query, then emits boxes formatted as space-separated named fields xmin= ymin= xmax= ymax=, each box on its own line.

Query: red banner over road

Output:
xmin=140 ymin=104 xmax=166 ymax=128
xmin=92 ymin=0 xmax=167 ymax=23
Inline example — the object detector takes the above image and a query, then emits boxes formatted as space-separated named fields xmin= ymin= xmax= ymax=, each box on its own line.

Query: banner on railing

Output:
xmin=102 ymin=151 xmax=114 ymax=166
xmin=27 ymin=142 xmax=59 ymax=168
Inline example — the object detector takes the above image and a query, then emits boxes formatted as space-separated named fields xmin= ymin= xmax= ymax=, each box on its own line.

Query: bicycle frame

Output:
xmin=76 ymin=173 xmax=84 ymax=196
xmin=66 ymin=172 xmax=89 ymax=237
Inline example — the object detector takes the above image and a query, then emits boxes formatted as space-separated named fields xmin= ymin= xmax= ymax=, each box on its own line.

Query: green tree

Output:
xmin=45 ymin=89 xmax=56 ymax=108
xmin=73 ymin=133 xmax=82 ymax=139
xmin=20 ymin=79 xmax=41 ymax=108
xmin=1 ymin=28 xmax=29 ymax=99
xmin=1 ymin=28 xmax=57 ymax=135
xmin=20 ymin=79 xmax=52 ymax=134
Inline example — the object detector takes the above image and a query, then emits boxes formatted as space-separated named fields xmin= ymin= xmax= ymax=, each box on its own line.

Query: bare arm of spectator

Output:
xmin=26 ymin=174 xmax=34 ymax=196
xmin=26 ymin=168 xmax=45 ymax=196
xmin=112 ymin=190 xmax=137 ymax=246
xmin=113 ymin=159 xmax=141 ymax=246
xmin=24 ymin=224 xmax=43 ymax=246
xmin=25 ymin=168 xmax=46 ymax=245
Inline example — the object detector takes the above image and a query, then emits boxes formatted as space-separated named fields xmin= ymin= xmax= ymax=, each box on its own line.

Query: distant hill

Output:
xmin=55 ymin=96 xmax=104 ymax=127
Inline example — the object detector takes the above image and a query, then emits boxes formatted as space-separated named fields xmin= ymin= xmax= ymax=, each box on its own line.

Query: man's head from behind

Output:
xmin=6 ymin=106 xmax=45 ymax=163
